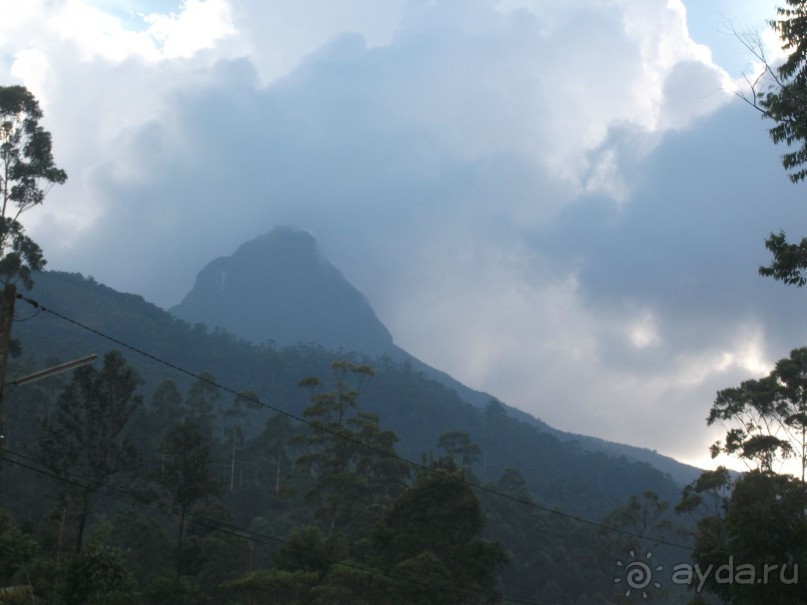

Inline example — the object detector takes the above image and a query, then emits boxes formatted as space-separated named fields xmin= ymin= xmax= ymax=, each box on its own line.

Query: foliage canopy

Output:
xmin=0 ymin=86 xmax=66 ymax=288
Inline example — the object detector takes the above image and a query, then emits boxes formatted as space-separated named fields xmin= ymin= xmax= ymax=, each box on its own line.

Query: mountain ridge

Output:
xmin=10 ymin=269 xmax=688 ymax=522
xmin=171 ymin=228 xmax=395 ymax=354
xmin=169 ymin=227 xmax=701 ymax=485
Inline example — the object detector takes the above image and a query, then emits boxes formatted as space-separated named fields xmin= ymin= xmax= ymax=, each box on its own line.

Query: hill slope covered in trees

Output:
xmin=0 ymin=269 xmax=697 ymax=603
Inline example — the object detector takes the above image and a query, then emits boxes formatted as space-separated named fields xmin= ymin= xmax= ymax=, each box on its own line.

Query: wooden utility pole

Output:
xmin=0 ymin=283 xmax=16 ymax=399
xmin=0 ymin=283 xmax=15 ymax=500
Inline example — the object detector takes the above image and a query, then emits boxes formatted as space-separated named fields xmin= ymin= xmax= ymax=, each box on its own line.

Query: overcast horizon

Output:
xmin=3 ymin=0 xmax=805 ymax=472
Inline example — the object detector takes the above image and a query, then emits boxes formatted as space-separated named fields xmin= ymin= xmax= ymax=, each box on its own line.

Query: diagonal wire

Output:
xmin=14 ymin=292 xmax=695 ymax=553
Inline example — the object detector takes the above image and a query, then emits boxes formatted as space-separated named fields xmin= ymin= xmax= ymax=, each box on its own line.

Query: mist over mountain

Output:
xmin=170 ymin=226 xmax=495 ymax=407
xmin=169 ymin=227 xmax=700 ymax=485
xmin=10 ymin=269 xmax=683 ymax=513
xmin=171 ymin=227 xmax=395 ymax=354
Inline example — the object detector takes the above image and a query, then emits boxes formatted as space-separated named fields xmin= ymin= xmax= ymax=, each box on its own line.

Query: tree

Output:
xmin=294 ymin=361 xmax=409 ymax=540
xmin=37 ymin=350 xmax=143 ymax=553
xmin=602 ymin=491 xmax=672 ymax=555
xmin=227 ymin=525 xmax=348 ymax=605
xmin=311 ymin=564 xmax=391 ymax=605
xmin=373 ymin=469 xmax=509 ymax=605
xmin=102 ymin=512 xmax=173 ymax=586
xmin=707 ymin=347 xmax=807 ymax=478
xmin=140 ymin=378 xmax=186 ymax=463
xmin=222 ymin=390 xmax=261 ymax=493
xmin=0 ymin=87 xmax=66 ymax=472
xmin=185 ymin=371 xmax=219 ymax=437
xmin=155 ymin=416 xmax=218 ymax=588
xmin=732 ymin=3 xmax=807 ymax=284
xmin=748 ymin=1 xmax=807 ymax=184
xmin=150 ymin=379 xmax=185 ymax=429
xmin=273 ymin=525 xmax=348 ymax=577
xmin=732 ymin=3 xmax=807 ymax=281
xmin=678 ymin=471 xmax=807 ymax=604
xmin=0 ymin=86 xmax=66 ymax=288
xmin=60 ymin=544 xmax=140 ymax=605
xmin=249 ymin=413 xmax=297 ymax=499
xmin=436 ymin=430 xmax=481 ymax=478
xmin=676 ymin=466 xmax=733 ymax=522
xmin=684 ymin=347 xmax=807 ymax=604
xmin=226 ymin=569 xmax=318 ymax=605
xmin=0 ymin=509 xmax=37 ymax=602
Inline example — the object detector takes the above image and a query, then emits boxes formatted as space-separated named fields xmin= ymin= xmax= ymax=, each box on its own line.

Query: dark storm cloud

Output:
xmin=543 ymin=101 xmax=807 ymax=363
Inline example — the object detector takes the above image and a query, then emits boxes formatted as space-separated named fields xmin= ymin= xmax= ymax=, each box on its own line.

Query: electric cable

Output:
xmin=14 ymin=292 xmax=695 ymax=553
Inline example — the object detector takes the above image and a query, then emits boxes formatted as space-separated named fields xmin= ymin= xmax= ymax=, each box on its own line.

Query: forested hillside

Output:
xmin=8 ymin=271 xmax=682 ymax=516
xmin=6 ymin=2 xmax=807 ymax=599
xmin=0 ymin=271 xmax=694 ymax=603
xmin=170 ymin=227 xmax=701 ymax=486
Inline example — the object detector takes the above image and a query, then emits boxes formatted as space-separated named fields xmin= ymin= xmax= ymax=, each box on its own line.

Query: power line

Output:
xmin=14 ymin=292 xmax=694 ymax=552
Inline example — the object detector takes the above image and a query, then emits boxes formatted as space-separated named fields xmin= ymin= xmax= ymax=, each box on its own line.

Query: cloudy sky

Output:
xmin=2 ymin=0 xmax=804 ymax=471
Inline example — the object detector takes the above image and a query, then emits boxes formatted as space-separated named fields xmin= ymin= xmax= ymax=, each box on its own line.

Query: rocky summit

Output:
xmin=171 ymin=227 xmax=395 ymax=355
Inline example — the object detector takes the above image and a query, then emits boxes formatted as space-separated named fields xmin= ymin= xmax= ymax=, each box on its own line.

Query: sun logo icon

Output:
xmin=614 ymin=549 xmax=663 ymax=599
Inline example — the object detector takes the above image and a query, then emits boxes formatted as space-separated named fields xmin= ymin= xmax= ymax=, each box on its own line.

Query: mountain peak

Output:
xmin=233 ymin=227 xmax=318 ymax=261
xmin=170 ymin=228 xmax=394 ymax=353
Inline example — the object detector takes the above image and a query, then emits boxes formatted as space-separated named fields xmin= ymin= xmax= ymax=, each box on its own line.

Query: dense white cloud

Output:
xmin=1 ymin=0 xmax=800 ymax=469
xmin=230 ymin=0 xmax=406 ymax=84
xmin=145 ymin=0 xmax=236 ymax=58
